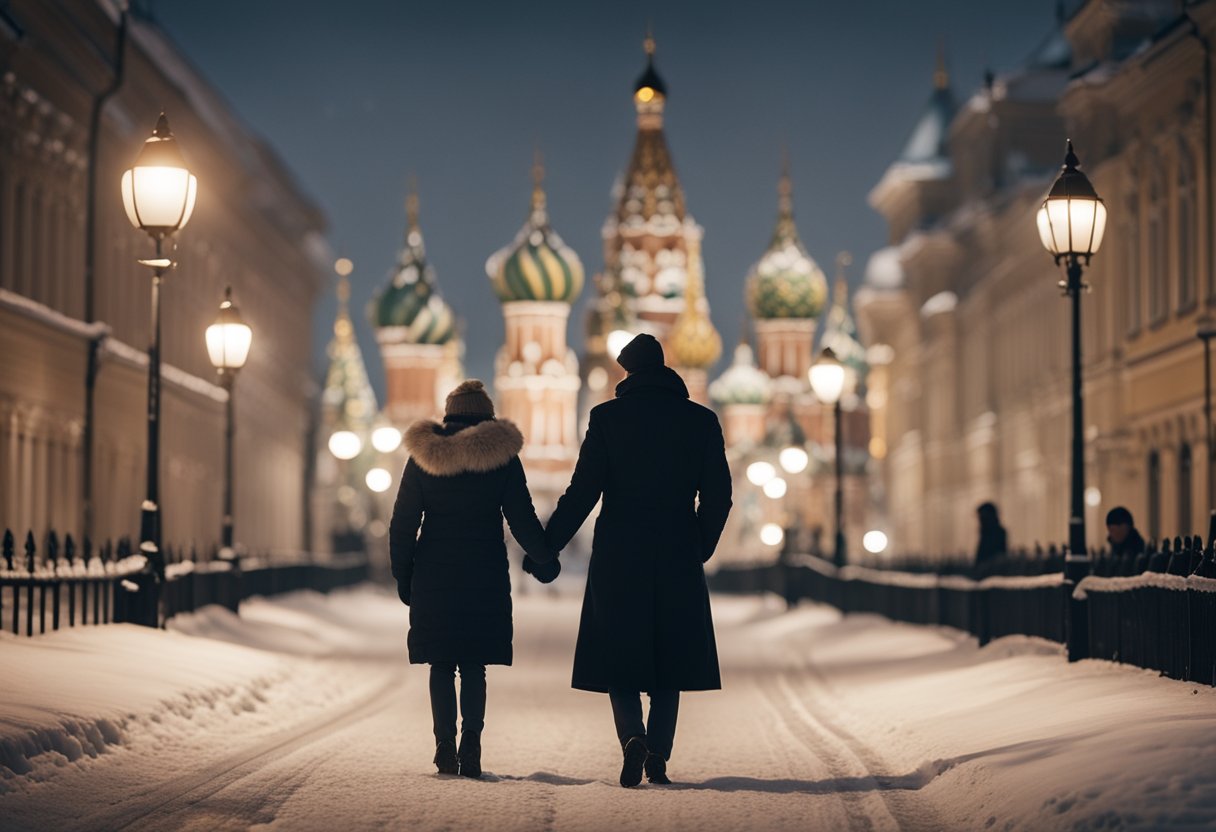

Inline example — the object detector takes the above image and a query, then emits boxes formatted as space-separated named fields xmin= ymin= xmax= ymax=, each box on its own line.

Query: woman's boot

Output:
xmin=458 ymin=731 xmax=482 ymax=779
xmin=434 ymin=740 xmax=458 ymax=775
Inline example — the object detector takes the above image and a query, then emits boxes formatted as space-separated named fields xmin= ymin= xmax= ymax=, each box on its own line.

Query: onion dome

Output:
xmin=819 ymin=254 xmax=868 ymax=385
xmin=371 ymin=187 xmax=455 ymax=344
xmin=746 ymin=165 xmax=828 ymax=320
xmin=487 ymin=155 xmax=584 ymax=304
xmin=322 ymin=269 xmax=378 ymax=431
xmin=710 ymin=342 xmax=773 ymax=406
xmin=670 ymin=231 xmax=722 ymax=369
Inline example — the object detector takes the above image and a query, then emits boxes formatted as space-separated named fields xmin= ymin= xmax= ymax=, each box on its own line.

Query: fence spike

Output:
xmin=83 ymin=535 xmax=93 ymax=568
xmin=24 ymin=530 xmax=36 ymax=573
xmin=64 ymin=533 xmax=75 ymax=567
xmin=3 ymin=529 xmax=12 ymax=571
xmin=46 ymin=530 xmax=59 ymax=569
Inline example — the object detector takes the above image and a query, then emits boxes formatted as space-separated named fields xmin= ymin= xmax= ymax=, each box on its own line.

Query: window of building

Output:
xmin=1148 ymin=449 xmax=1161 ymax=542
xmin=1147 ymin=159 xmax=1169 ymax=324
xmin=1123 ymin=189 xmax=1141 ymax=337
xmin=1178 ymin=147 xmax=1197 ymax=311
xmin=1179 ymin=442 xmax=1193 ymax=534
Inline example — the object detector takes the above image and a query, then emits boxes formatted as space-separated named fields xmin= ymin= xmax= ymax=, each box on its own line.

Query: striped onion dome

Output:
xmin=709 ymin=342 xmax=772 ymax=406
xmin=746 ymin=168 xmax=828 ymax=320
xmin=371 ymin=189 xmax=455 ymax=344
xmin=819 ymin=265 xmax=868 ymax=385
xmin=670 ymin=232 xmax=722 ymax=370
xmin=486 ymin=161 xmax=584 ymax=304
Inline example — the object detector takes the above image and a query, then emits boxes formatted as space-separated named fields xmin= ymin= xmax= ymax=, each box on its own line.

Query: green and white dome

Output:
xmin=746 ymin=171 xmax=828 ymax=320
xmin=487 ymin=171 xmax=584 ymax=304
xmin=710 ymin=343 xmax=772 ymax=406
xmin=371 ymin=192 xmax=455 ymax=345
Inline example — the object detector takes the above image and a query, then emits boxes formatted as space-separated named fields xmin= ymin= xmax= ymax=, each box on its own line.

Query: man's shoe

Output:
xmin=434 ymin=740 xmax=459 ymax=775
xmin=619 ymin=736 xmax=648 ymax=788
xmin=645 ymin=753 xmax=672 ymax=785
xmin=458 ymin=731 xmax=482 ymax=779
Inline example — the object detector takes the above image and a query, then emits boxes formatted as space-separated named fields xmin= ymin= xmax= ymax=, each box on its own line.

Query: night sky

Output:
xmin=155 ymin=0 xmax=1061 ymax=397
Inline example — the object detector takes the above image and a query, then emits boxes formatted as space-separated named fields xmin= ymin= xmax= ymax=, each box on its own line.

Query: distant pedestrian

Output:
xmin=1105 ymin=506 xmax=1146 ymax=561
xmin=390 ymin=380 xmax=558 ymax=779
xmin=545 ymin=334 xmax=732 ymax=788
xmin=975 ymin=502 xmax=1008 ymax=569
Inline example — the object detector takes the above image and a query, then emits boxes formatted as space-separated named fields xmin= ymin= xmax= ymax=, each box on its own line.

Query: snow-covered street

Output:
xmin=3 ymin=584 xmax=1215 ymax=831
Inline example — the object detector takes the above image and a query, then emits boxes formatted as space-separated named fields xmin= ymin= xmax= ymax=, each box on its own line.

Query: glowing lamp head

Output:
xmin=365 ymin=467 xmax=392 ymax=493
xmin=746 ymin=460 xmax=777 ymax=487
xmin=205 ymin=286 xmax=252 ymax=372
xmin=760 ymin=523 xmax=785 ymax=547
xmin=328 ymin=430 xmax=363 ymax=460
xmin=809 ymin=347 xmax=846 ymax=405
xmin=1036 ymin=141 xmax=1106 ymax=263
xmin=779 ymin=446 xmax=808 ymax=474
xmin=121 ymin=113 xmax=198 ymax=237
xmin=371 ymin=425 xmax=403 ymax=454
xmin=862 ymin=530 xmax=889 ymax=554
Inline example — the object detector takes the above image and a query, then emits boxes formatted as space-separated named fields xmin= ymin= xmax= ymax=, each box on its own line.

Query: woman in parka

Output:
xmin=390 ymin=380 xmax=558 ymax=778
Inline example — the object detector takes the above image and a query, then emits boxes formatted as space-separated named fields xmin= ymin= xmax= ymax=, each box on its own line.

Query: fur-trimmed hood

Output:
xmin=404 ymin=418 xmax=524 ymax=477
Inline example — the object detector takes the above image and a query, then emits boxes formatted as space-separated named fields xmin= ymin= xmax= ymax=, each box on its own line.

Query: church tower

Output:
xmin=584 ymin=33 xmax=701 ymax=410
xmin=487 ymin=156 xmax=585 ymax=505
xmin=669 ymin=226 xmax=722 ymax=404
xmin=746 ymin=164 xmax=828 ymax=384
xmin=370 ymin=185 xmax=457 ymax=427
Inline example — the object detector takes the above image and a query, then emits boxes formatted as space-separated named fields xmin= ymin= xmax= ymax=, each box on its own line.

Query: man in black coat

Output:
xmin=545 ymin=334 xmax=733 ymax=788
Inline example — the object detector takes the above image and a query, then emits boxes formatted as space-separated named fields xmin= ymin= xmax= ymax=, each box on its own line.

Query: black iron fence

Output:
xmin=0 ymin=528 xmax=369 ymax=637
xmin=710 ymin=552 xmax=1216 ymax=687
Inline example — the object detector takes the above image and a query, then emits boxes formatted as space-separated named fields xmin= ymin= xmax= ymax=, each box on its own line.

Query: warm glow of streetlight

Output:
xmin=746 ymin=460 xmax=777 ymax=487
xmin=779 ymin=446 xmax=808 ymax=474
xmin=365 ymin=467 xmax=392 ymax=493
xmin=1085 ymin=487 xmax=1102 ymax=508
xmin=809 ymin=348 xmax=846 ymax=405
xmin=328 ymin=430 xmax=362 ymax=460
xmin=760 ymin=523 xmax=784 ymax=547
xmin=334 ymin=258 xmax=354 ymax=276
xmin=607 ymin=329 xmax=633 ymax=360
xmin=371 ymin=425 xmax=402 ymax=454
xmin=763 ymin=477 xmax=787 ymax=499
xmin=205 ymin=287 xmax=252 ymax=371
xmin=121 ymin=114 xmax=197 ymax=236
xmin=862 ymin=530 xmax=889 ymax=554
xmin=1036 ymin=141 xmax=1107 ymax=261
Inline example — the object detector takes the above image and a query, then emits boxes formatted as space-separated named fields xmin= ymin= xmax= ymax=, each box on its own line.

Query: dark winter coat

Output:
xmin=389 ymin=417 xmax=553 ymax=666
xmin=545 ymin=366 xmax=733 ymax=693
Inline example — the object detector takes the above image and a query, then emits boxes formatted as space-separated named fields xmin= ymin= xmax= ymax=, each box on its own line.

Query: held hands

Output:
xmin=523 ymin=553 xmax=561 ymax=584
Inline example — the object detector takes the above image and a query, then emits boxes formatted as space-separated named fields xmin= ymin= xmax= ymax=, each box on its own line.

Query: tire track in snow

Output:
xmin=70 ymin=665 xmax=409 ymax=832
xmin=757 ymin=673 xmax=901 ymax=832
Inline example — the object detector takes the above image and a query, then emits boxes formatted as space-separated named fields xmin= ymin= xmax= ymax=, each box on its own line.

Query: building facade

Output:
xmin=857 ymin=0 xmax=1216 ymax=557
xmin=0 ymin=1 xmax=328 ymax=554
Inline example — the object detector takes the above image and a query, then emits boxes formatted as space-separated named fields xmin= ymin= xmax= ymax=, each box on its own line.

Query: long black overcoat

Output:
xmin=546 ymin=366 xmax=733 ymax=693
xmin=389 ymin=418 xmax=552 ymax=666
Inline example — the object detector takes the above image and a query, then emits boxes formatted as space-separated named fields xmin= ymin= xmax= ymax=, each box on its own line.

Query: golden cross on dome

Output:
xmin=531 ymin=146 xmax=547 ymax=216
xmin=405 ymin=174 xmax=419 ymax=232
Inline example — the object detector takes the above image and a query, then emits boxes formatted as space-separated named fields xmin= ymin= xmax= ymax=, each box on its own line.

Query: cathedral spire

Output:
xmin=670 ymin=229 xmax=723 ymax=373
xmin=934 ymin=39 xmax=950 ymax=90
xmin=334 ymin=258 xmax=353 ymax=341
xmin=633 ymin=28 xmax=667 ymax=126
xmin=530 ymin=146 xmax=547 ymax=225
xmin=405 ymin=174 xmax=419 ymax=235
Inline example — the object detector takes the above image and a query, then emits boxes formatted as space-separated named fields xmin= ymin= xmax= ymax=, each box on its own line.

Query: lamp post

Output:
xmin=205 ymin=287 xmax=252 ymax=552
xmin=1036 ymin=140 xmax=1107 ymax=662
xmin=1198 ymin=315 xmax=1216 ymax=531
xmin=122 ymin=113 xmax=198 ymax=575
xmin=810 ymin=347 xmax=847 ymax=567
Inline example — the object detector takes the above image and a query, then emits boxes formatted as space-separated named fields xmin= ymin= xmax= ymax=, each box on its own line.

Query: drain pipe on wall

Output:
xmin=82 ymin=5 xmax=129 ymax=543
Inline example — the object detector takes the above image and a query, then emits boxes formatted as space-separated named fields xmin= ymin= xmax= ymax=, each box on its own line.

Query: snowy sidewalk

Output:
xmin=2 ymin=585 xmax=1214 ymax=830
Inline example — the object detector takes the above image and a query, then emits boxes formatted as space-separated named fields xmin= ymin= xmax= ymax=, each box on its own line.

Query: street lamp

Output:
xmin=1036 ymin=140 xmax=1107 ymax=662
xmin=779 ymin=445 xmax=809 ymax=475
xmin=1197 ymin=314 xmax=1216 ymax=525
xmin=122 ymin=113 xmax=198 ymax=572
xmin=206 ymin=287 xmax=252 ymax=551
xmin=810 ymin=347 xmax=847 ymax=567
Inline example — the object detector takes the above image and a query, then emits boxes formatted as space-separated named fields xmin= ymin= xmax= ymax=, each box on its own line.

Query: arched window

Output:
xmin=1179 ymin=442 xmax=1193 ymax=534
xmin=1178 ymin=146 xmax=1197 ymax=309
xmin=1123 ymin=182 xmax=1141 ymax=336
xmin=1147 ymin=157 xmax=1169 ymax=323
xmin=1148 ymin=449 xmax=1162 ymax=541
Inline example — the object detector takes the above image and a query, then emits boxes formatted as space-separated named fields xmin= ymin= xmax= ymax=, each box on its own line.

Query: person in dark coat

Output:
xmin=1105 ymin=506 xmax=1146 ymax=572
xmin=390 ymin=379 xmax=557 ymax=779
xmin=545 ymin=334 xmax=733 ymax=788
xmin=974 ymin=502 xmax=1008 ymax=572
